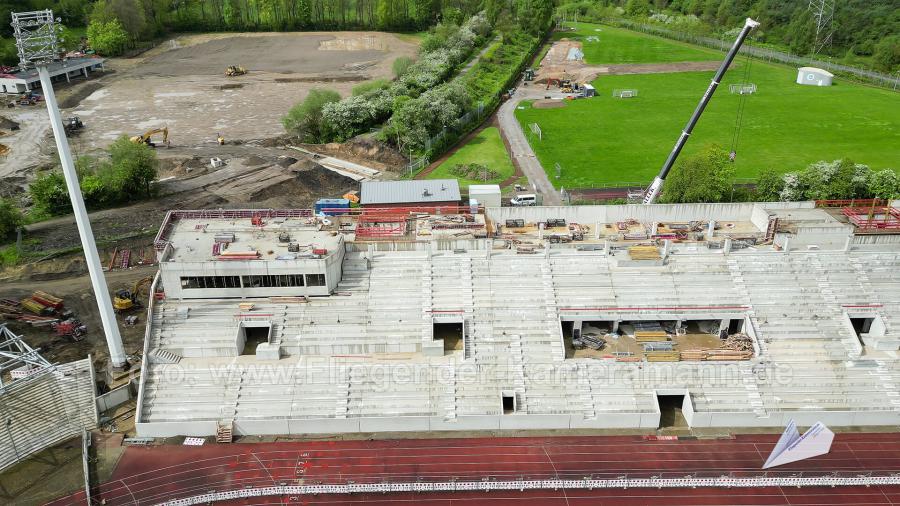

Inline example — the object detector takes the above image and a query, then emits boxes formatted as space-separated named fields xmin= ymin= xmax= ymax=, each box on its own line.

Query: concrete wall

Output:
xmin=486 ymin=202 xmax=811 ymax=228
xmin=160 ymin=246 xmax=344 ymax=299
xmin=96 ymin=383 xmax=133 ymax=413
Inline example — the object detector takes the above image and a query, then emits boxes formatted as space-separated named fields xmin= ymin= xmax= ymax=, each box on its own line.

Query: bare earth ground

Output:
xmin=72 ymin=32 xmax=416 ymax=151
xmin=534 ymin=37 xmax=719 ymax=84
xmin=0 ymin=31 xmax=417 ymax=187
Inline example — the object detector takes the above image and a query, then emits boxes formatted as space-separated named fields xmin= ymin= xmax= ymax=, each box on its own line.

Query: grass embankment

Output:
xmin=428 ymin=127 xmax=516 ymax=186
xmin=557 ymin=22 xmax=720 ymax=64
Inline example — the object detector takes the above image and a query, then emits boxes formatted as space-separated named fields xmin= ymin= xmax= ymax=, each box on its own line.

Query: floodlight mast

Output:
xmin=12 ymin=10 xmax=128 ymax=369
xmin=642 ymin=17 xmax=759 ymax=205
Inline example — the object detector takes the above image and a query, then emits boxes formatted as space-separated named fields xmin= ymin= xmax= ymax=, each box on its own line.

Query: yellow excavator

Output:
xmin=130 ymin=127 xmax=169 ymax=147
xmin=225 ymin=65 xmax=246 ymax=77
xmin=114 ymin=276 xmax=153 ymax=313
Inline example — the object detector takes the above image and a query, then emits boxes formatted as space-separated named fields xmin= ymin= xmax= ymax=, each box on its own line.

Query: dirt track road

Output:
xmin=498 ymin=86 xmax=562 ymax=206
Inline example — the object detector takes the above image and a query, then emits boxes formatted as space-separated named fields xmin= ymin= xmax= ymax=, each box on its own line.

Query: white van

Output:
xmin=510 ymin=194 xmax=536 ymax=206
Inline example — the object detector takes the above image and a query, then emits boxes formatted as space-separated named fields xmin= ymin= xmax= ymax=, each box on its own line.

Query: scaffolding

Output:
xmin=0 ymin=324 xmax=54 ymax=392
xmin=842 ymin=206 xmax=900 ymax=231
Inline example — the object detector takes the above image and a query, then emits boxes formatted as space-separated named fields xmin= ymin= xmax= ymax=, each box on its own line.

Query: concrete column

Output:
xmin=782 ymin=237 xmax=790 ymax=254
xmin=612 ymin=320 xmax=620 ymax=333
xmin=65 ymin=72 xmax=70 ymax=83
xmin=485 ymin=238 xmax=491 ymax=259
xmin=651 ymin=222 xmax=658 ymax=237
xmin=844 ymin=235 xmax=852 ymax=252
xmin=595 ymin=222 xmax=601 ymax=240
xmin=707 ymin=220 xmax=715 ymax=239
xmin=723 ymin=237 xmax=733 ymax=255
xmin=429 ymin=239 xmax=437 ymax=257
xmin=603 ymin=239 xmax=609 ymax=256
xmin=84 ymin=67 xmax=89 ymax=78
xmin=538 ymin=222 xmax=544 ymax=240
xmin=367 ymin=243 xmax=375 ymax=261
xmin=675 ymin=319 xmax=683 ymax=330
xmin=662 ymin=239 xmax=671 ymax=258
xmin=38 ymin=66 xmax=126 ymax=369
xmin=544 ymin=244 xmax=550 ymax=258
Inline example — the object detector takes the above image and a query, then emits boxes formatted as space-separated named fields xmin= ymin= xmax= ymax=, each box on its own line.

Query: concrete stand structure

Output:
xmin=135 ymin=201 xmax=900 ymax=437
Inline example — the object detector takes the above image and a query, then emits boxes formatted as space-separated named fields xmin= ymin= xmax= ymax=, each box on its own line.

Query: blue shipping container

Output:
xmin=315 ymin=198 xmax=350 ymax=216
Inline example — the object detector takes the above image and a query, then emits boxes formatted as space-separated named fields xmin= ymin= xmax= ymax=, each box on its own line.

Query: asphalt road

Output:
xmin=497 ymin=85 xmax=562 ymax=206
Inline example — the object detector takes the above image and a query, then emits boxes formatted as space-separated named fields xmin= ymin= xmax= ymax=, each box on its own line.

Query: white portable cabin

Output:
xmin=796 ymin=67 xmax=833 ymax=87
xmin=468 ymin=184 xmax=502 ymax=208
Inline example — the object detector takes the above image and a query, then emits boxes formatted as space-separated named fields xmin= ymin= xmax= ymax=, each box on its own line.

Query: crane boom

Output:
xmin=642 ymin=17 xmax=760 ymax=204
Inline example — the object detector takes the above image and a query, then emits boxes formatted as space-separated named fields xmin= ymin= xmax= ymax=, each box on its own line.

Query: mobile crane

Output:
xmin=642 ymin=18 xmax=759 ymax=204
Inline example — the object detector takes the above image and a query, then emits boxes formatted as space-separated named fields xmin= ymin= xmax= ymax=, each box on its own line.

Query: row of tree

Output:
xmin=1 ymin=0 xmax=496 ymax=63
xmin=659 ymin=147 xmax=900 ymax=204
xmin=556 ymin=0 xmax=899 ymax=72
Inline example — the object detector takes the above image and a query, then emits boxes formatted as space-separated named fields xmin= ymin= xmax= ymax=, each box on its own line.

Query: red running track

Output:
xmin=47 ymin=433 xmax=900 ymax=506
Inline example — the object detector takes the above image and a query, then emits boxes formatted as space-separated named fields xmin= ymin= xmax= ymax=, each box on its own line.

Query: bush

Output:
xmin=868 ymin=168 xmax=900 ymax=199
xmin=352 ymin=79 xmax=390 ymax=96
xmin=392 ymin=56 xmax=414 ymax=79
xmin=86 ymin=19 xmax=129 ymax=56
xmin=28 ymin=137 xmax=158 ymax=216
xmin=659 ymin=146 xmax=734 ymax=203
xmin=0 ymin=198 xmax=23 ymax=240
xmin=282 ymin=89 xmax=341 ymax=143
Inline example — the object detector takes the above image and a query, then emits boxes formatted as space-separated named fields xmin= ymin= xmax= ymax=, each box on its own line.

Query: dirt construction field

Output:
xmin=0 ymin=31 xmax=416 ymax=184
xmin=71 ymin=32 xmax=416 ymax=150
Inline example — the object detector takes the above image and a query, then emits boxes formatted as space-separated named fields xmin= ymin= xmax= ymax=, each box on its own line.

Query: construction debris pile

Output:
xmin=1 ymin=291 xmax=87 ymax=340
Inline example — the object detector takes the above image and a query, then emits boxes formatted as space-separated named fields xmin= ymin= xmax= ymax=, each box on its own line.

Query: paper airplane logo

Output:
xmin=763 ymin=420 xmax=834 ymax=469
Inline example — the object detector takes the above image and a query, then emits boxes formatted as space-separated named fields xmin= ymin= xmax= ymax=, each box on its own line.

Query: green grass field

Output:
xmin=556 ymin=22 xmax=720 ymax=64
xmin=428 ymin=126 xmax=516 ymax=186
xmin=516 ymin=23 xmax=900 ymax=188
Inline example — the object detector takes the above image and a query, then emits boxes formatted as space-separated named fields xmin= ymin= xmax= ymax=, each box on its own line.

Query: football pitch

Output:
xmin=516 ymin=23 xmax=900 ymax=189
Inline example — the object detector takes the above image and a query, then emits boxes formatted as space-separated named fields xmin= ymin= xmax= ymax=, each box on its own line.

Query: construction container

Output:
xmin=312 ymin=248 xmax=328 ymax=256
xmin=468 ymin=185 xmax=501 ymax=208
xmin=315 ymin=198 xmax=350 ymax=216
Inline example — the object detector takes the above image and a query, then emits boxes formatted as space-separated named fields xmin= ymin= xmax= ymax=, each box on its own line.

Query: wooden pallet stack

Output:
xmin=645 ymin=351 xmax=681 ymax=362
xmin=628 ymin=245 xmax=660 ymax=260
xmin=634 ymin=331 xmax=670 ymax=342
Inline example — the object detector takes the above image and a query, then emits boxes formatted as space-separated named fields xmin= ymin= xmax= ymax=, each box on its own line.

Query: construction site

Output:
xmin=2 ymin=8 xmax=900 ymax=506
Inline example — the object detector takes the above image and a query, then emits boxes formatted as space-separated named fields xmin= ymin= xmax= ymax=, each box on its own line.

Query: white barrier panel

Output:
xmin=156 ymin=474 xmax=900 ymax=505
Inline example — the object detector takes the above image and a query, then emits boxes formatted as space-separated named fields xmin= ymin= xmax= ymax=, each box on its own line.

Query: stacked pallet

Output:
xmin=679 ymin=349 xmax=706 ymax=360
xmin=645 ymin=351 xmax=680 ymax=362
xmin=635 ymin=331 xmax=670 ymax=342
xmin=32 ymin=291 xmax=63 ymax=311
xmin=628 ymin=245 xmax=660 ymax=260
xmin=706 ymin=350 xmax=753 ymax=361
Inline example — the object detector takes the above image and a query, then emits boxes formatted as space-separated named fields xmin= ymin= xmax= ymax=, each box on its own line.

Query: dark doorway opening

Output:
xmin=657 ymin=394 xmax=687 ymax=429
xmin=728 ymin=318 xmax=744 ymax=335
xmin=242 ymin=325 xmax=270 ymax=355
xmin=433 ymin=321 xmax=464 ymax=353
xmin=850 ymin=317 xmax=875 ymax=337
xmin=502 ymin=393 xmax=516 ymax=414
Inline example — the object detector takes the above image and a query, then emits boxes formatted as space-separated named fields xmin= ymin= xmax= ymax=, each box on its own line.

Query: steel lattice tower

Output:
xmin=808 ymin=0 xmax=835 ymax=55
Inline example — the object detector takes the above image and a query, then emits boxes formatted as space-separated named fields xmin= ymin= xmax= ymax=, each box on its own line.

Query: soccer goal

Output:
xmin=529 ymin=122 xmax=542 ymax=140
xmin=729 ymin=83 xmax=757 ymax=95
xmin=612 ymin=89 xmax=638 ymax=98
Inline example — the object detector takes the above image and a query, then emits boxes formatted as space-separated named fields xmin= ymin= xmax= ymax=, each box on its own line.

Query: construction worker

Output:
xmin=216 ymin=133 xmax=225 ymax=145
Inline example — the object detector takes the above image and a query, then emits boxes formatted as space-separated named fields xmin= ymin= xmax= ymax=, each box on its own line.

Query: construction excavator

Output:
xmin=113 ymin=276 xmax=153 ymax=313
xmin=225 ymin=65 xmax=246 ymax=77
xmin=130 ymin=127 xmax=169 ymax=147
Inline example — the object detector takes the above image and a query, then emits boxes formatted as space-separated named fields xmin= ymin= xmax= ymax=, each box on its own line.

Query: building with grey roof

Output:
xmin=361 ymin=179 xmax=461 ymax=207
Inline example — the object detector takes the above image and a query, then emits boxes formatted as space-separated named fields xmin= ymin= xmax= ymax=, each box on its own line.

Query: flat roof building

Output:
xmin=135 ymin=201 xmax=900 ymax=438
xmin=0 ymin=57 xmax=105 ymax=94
xmin=361 ymin=179 xmax=461 ymax=207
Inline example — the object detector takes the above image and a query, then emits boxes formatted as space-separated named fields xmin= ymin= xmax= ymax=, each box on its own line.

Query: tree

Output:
xmin=0 ymin=198 xmax=22 ymax=240
xmin=86 ymin=19 xmax=129 ymax=56
xmin=29 ymin=170 xmax=71 ymax=216
xmin=755 ymin=167 xmax=784 ymax=201
xmin=282 ymin=89 xmax=342 ymax=143
xmin=659 ymin=146 xmax=734 ymax=203
xmin=106 ymin=136 xmax=158 ymax=199
xmin=868 ymin=169 xmax=900 ymax=200
xmin=873 ymin=35 xmax=899 ymax=72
